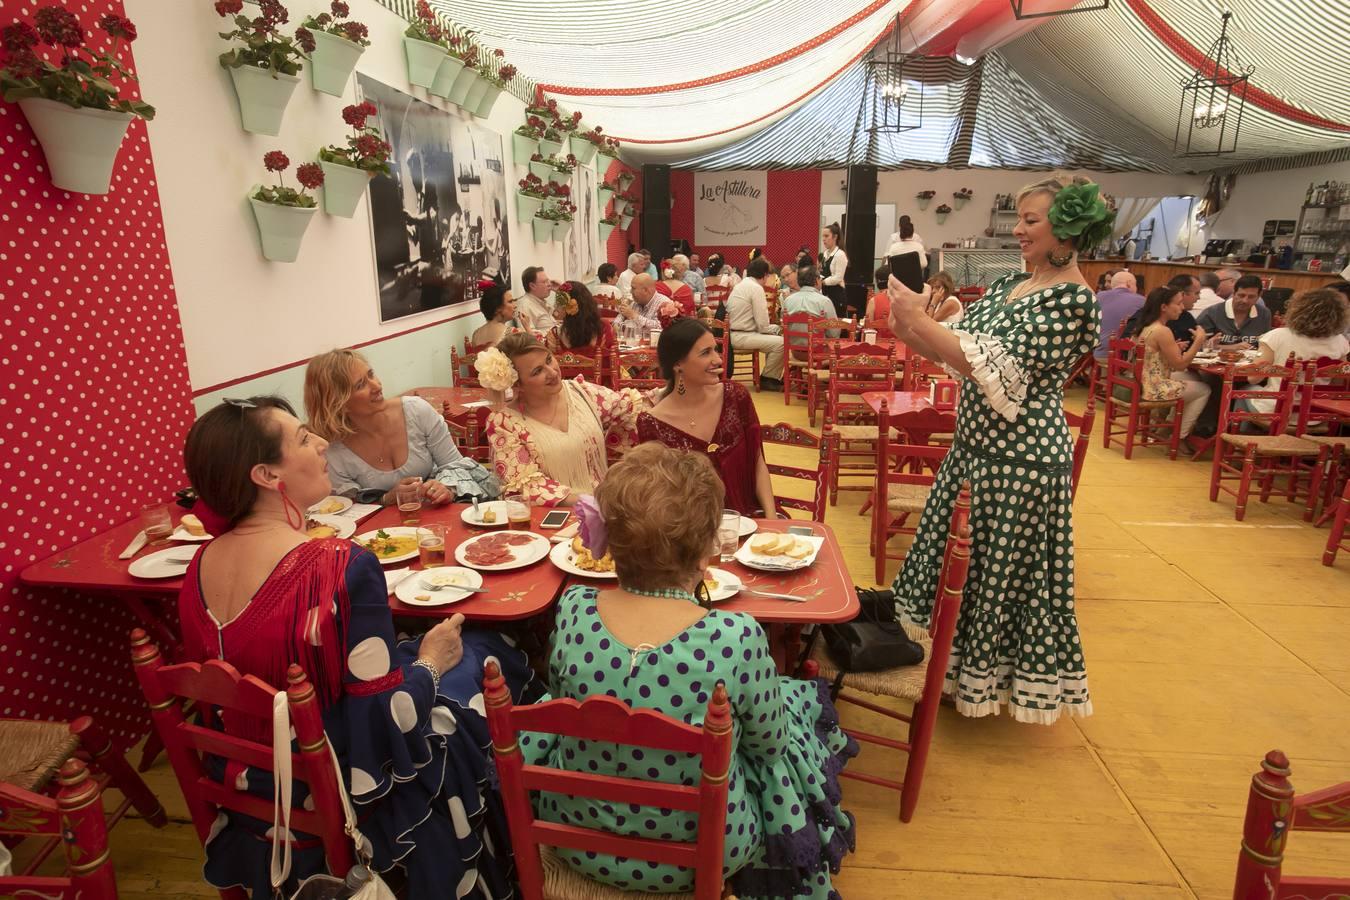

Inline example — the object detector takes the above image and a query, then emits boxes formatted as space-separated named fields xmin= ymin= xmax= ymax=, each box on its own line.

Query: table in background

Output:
xmin=406 ymin=385 xmax=489 ymax=422
xmin=861 ymin=390 xmax=957 ymax=447
xmin=1311 ymin=398 xmax=1350 ymax=421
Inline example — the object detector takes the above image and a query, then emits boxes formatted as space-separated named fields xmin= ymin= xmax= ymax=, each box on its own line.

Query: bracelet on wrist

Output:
xmin=412 ymin=658 xmax=441 ymax=691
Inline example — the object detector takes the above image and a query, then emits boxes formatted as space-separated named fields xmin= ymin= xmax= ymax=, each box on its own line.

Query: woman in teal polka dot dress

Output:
xmin=883 ymin=176 xmax=1114 ymax=724
xmin=521 ymin=443 xmax=857 ymax=897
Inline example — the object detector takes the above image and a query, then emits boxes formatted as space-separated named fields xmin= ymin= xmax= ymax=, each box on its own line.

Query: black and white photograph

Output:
xmin=565 ymin=163 xmax=600 ymax=279
xmin=358 ymin=74 xmax=511 ymax=324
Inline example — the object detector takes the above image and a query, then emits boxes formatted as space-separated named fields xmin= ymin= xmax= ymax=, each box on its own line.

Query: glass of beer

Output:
xmin=141 ymin=503 xmax=173 ymax=546
xmin=396 ymin=479 xmax=423 ymax=525
xmin=417 ymin=524 xmax=448 ymax=568
xmin=504 ymin=494 xmax=532 ymax=531
xmin=718 ymin=509 xmax=741 ymax=563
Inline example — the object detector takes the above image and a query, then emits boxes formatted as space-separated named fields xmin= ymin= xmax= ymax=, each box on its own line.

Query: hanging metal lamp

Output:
xmin=1173 ymin=10 xmax=1253 ymax=158
xmin=864 ymin=10 xmax=923 ymax=136
xmin=1009 ymin=0 xmax=1109 ymax=20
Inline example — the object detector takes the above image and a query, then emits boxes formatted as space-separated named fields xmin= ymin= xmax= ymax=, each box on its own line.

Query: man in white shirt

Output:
xmin=618 ymin=274 xmax=665 ymax=332
xmin=819 ymin=222 xmax=850 ymax=317
xmin=781 ymin=265 xmax=838 ymax=358
xmin=616 ymin=252 xmax=646 ymax=301
xmin=726 ymin=257 xmax=783 ymax=389
xmin=516 ymin=266 xmax=554 ymax=335
xmin=673 ymin=253 xmax=705 ymax=296
xmin=1194 ymin=268 xmax=1239 ymax=313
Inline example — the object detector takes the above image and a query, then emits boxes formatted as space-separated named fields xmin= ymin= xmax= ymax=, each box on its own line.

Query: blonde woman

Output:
xmin=479 ymin=333 xmax=648 ymax=506
xmin=304 ymin=349 xmax=493 ymax=504
xmin=924 ymin=271 xmax=963 ymax=323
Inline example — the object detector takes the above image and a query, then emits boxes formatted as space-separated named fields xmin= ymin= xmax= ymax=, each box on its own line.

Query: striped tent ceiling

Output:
xmin=408 ymin=0 xmax=1350 ymax=172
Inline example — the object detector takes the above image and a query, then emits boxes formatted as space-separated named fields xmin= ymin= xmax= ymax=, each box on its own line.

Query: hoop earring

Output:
xmin=676 ymin=372 xmax=686 ymax=395
xmin=1049 ymin=243 xmax=1074 ymax=267
xmin=278 ymin=481 xmax=304 ymax=531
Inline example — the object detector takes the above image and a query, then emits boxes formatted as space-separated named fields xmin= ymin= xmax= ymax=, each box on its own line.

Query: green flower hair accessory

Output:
xmin=1048 ymin=182 xmax=1116 ymax=253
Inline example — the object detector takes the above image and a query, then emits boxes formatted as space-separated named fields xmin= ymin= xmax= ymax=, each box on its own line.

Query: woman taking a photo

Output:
xmin=883 ymin=175 xmax=1111 ymax=724
xmin=305 ymin=349 xmax=494 ymax=506
xmin=178 ymin=396 xmax=533 ymax=898
xmin=481 ymin=332 xmax=647 ymax=506
xmin=1130 ymin=285 xmax=1210 ymax=441
xmin=637 ymin=318 xmax=776 ymax=517
xmin=544 ymin=281 xmax=615 ymax=356
xmin=469 ymin=282 xmax=516 ymax=349
xmin=522 ymin=443 xmax=856 ymax=899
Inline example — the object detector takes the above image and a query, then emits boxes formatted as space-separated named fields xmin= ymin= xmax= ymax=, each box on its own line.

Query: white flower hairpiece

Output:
xmin=473 ymin=347 xmax=518 ymax=393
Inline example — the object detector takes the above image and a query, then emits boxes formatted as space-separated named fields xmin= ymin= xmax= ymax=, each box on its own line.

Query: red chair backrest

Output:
xmin=129 ymin=629 xmax=355 ymax=879
xmin=483 ymin=661 xmax=734 ymax=900
xmin=932 ymin=482 xmax=973 ymax=637
xmin=826 ymin=342 xmax=897 ymax=426
xmin=780 ymin=311 xmax=817 ymax=356
xmin=704 ymin=283 xmax=731 ymax=312
xmin=1232 ymin=749 xmax=1350 ymax=898
xmin=555 ymin=348 xmax=603 ymax=384
xmin=1215 ymin=360 xmax=1301 ymax=437
xmin=807 ymin=316 xmax=858 ymax=365
xmin=452 ymin=346 xmax=482 ymax=388
xmin=717 ymin=327 xmax=733 ymax=383
xmin=1295 ymin=359 xmax=1350 ymax=435
xmin=759 ymin=422 xmax=833 ymax=519
xmin=1071 ymin=394 xmax=1096 ymax=501
xmin=0 ymin=759 xmax=117 ymax=899
xmin=612 ymin=346 xmax=665 ymax=391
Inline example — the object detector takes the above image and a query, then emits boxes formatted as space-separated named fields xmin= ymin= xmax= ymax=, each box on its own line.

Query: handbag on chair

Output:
xmin=819 ymin=588 xmax=924 ymax=673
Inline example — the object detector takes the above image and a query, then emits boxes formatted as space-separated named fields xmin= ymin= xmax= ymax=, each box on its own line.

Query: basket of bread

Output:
xmin=734 ymin=531 xmax=824 ymax=571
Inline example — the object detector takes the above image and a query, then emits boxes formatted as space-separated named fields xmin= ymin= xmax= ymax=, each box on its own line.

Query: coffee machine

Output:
xmin=1202 ymin=238 xmax=1253 ymax=263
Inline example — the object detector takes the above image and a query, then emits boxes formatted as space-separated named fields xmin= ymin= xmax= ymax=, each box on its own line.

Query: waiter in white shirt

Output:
xmin=884 ymin=217 xmax=928 ymax=271
xmin=885 ymin=214 xmax=926 ymax=252
xmin=819 ymin=222 xmax=850 ymax=317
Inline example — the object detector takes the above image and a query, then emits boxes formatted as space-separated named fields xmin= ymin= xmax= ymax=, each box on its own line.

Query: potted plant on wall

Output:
xmin=0 ymin=7 xmax=155 ymax=194
xmin=299 ymin=1 xmax=369 ymax=97
xmin=538 ymin=118 xmax=564 ymax=158
xmin=512 ymin=115 xmax=543 ymax=163
xmin=916 ymin=189 xmax=936 ymax=210
xmin=444 ymin=40 xmax=481 ymax=107
xmin=548 ymin=153 xmax=578 ymax=186
xmin=316 ymin=101 xmax=390 ymax=217
xmin=617 ymin=187 xmax=640 ymax=217
xmin=536 ymin=195 xmax=576 ymax=242
xmin=952 ymin=187 xmax=973 ymax=210
xmin=597 ymin=177 xmax=618 ymax=210
xmin=516 ymin=172 xmax=549 ymax=222
xmin=568 ymin=118 xmax=598 ymax=164
xmin=472 ymin=55 xmax=514 ymax=119
xmin=527 ymin=152 xmax=554 ymax=182
xmin=597 ymin=134 xmax=622 ymax=163
xmin=934 ymin=202 xmax=952 ymax=225
xmin=428 ymin=30 xmax=464 ymax=99
xmin=599 ymin=210 xmax=621 ymax=241
xmin=216 ymin=0 xmax=306 ymax=136
xmin=403 ymin=0 xmax=448 ymax=89
xmin=249 ymin=150 xmax=323 ymax=261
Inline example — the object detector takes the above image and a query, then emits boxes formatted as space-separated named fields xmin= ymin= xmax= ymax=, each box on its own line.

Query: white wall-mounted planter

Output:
xmin=532 ymin=217 xmax=553 ymax=243
xmin=428 ymin=53 xmax=465 ymax=99
xmin=473 ymin=84 xmax=503 ymax=118
xmin=546 ymin=169 xmax=571 ymax=187
xmin=619 ymin=213 xmax=634 ymax=229
xmin=511 ymin=131 xmax=539 ymax=163
xmin=552 ymin=219 xmax=573 ymax=241
xmin=600 ymin=222 xmax=618 ymax=242
xmin=597 ymin=186 xmax=615 ymax=209
xmin=516 ymin=191 xmax=544 ymax=221
xmin=953 ymin=196 xmax=969 ymax=210
xmin=16 ymin=98 xmax=133 ymax=195
xmin=528 ymin=160 xmax=553 ymax=181
xmin=569 ymin=135 xmax=597 ymax=165
xmin=916 ymin=197 xmax=931 ymax=210
xmin=404 ymin=37 xmax=447 ymax=89
xmin=461 ymin=75 xmax=490 ymax=112
xmin=249 ymin=189 xmax=318 ymax=262
xmin=308 ymin=30 xmax=363 ymax=97
xmin=227 ymin=64 xmax=300 ymax=136
xmin=445 ymin=67 xmax=479 ymax=107
xmin=935 ymin=211 xmax=949 ymax=225
xmin=319 ymin=161 xmax=372 ymax=218
xmin=538 ymin=137 xmax=563 ymax=158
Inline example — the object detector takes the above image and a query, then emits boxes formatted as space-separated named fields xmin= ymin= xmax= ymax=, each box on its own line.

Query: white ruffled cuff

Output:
xmin=952 ymin=329 xmax=1028 ymax=422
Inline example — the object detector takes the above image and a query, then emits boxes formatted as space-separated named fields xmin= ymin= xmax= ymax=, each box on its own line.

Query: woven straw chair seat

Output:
xmin=540 ymin=847 xmax=726 ymax=900
xmin=813 ymin=369 xmax=832 ymax=381
xmin=0 ymin=718 xmax=77 ymax=792
xmin=1132 ymin=398 xmax=1179 ymax=409
xmin=887 ymin=483 xmax=932 ymax=513
xmin=810 ymin=623 xmax=932 ymax=701
xmin=833 ymin=424 xmax=878 ymax=440
xmin=1218 ymin=434 xmax=1321 ymax=456
xmin=1301 ymin=434 xmax=1350 ymax=449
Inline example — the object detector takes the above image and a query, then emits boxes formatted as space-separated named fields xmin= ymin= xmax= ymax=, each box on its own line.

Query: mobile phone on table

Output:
xmin=540 ymin=509 xmax=571 ymax=529
xmin=787 ymin=525 xmax=815 ymax=537
xmin=888 ymin=251 xmax=926 ymax=293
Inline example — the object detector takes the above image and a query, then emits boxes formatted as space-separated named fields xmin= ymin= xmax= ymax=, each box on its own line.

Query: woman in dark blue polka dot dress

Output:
xmin=521 ymin=443 xmax=857 ymax=898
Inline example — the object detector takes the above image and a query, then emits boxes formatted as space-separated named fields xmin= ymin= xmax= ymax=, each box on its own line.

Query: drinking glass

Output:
xmin=417 ymin=525 xmax=448 ymax=568
xmin=141 ymin=503 xmax=173 ymax=546
xmin=396 ymin=479 xmax=423 ymax=525
xmin=505 ymin=494 xmax=532 ymax=531
xmin=718 ymin=510 xmax=741 ymax=563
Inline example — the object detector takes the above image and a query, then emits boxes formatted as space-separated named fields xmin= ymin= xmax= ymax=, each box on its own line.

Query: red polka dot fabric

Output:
xmin=0 ymin=1 xmax=195 ymax=744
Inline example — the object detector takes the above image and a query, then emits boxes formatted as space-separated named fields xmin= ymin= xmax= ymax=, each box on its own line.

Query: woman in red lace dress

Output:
xmin=636 ymin=318 xmax=777 ymax=516
xmin=655 ymin=262 xmax=696 ymax=323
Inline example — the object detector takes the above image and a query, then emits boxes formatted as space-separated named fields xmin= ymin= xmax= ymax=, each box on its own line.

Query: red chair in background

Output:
xmin=451 ymin=346 xmax=482 ymax=388
xmin=1071 ymin=394 xmax=1097 ymax=501
xmin=131 ymin=630 xmax=356 ymax=900
xmin=869 ymin=398 xmax=952 ymax=583
xmin=780 ymin=311 xmax=817 ymax=406
xmin=806 ymin=483 xmax=973 ymax=822
xmin=0 ymin=759 xmax=119 ymax=899
xmin=1102 ymin=337 xmax=1183 ymax=460
xmin=483 ymin=660 xmax=734 ymax=900
xmin=1294 ymin=360 xmax=1350 ymax=522
xmin=611 ymin=346 xmax=665 ymax=391
xmin=555 ymin=348 xmax=605 ymax=386
xmin=1232 ymin=750 xmax=1350 ymax=898
xmin=720 ymin=326 xmax=760 ymax=391
xmin=1323 ymin=476 xmax=1350 ymax=566
xmin=824 ymin=342 xmax=897 ymax=505
xmin=805 ymin=316 xmax=858 ymax=426
xmin=759 ymin=423 xmax=834 ymax=520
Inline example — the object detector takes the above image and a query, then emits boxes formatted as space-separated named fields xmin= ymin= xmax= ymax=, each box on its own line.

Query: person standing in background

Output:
xmin=886 ymin=215 xmax=926 ymax=253
xmin=819 ymin=222 xmax=850 ymax=317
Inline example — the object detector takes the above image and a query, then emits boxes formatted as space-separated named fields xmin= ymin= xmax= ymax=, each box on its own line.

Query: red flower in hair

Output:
xmin=295 ymin=162 xmax=324 ymax=190
xmin=340 ymin=21 xmax=367 ymax=43
xmin=34 ymin=6 xmax=83 ymax=48
xmin=263 ymin=150 xmax=290 ymax=172
xmin=96 ymin=14 xmax=137 ymax=41
xmin=215 ymin=0 xmax=244 ymax=16
xmin=1 ymin=22 xmax=40 ymax=51
xmin=294 ymin=26 xmax=315 ymax=52
xmin=330 ymin=0 xmax=349 ymax=17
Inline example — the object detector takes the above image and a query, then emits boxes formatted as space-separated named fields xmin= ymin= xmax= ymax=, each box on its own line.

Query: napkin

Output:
xmin=461 ymin=400 xmax=492 ymax=409
xmin=384 ymin=568 xmax=414 ymax=595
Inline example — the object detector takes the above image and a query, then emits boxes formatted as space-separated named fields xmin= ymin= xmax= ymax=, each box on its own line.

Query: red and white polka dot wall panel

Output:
xmin=0 ymin=0 xmax=195 ymax=744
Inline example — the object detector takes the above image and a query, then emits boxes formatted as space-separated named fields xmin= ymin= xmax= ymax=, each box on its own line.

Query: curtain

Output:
xmin=1111 ymin=196 xmax=1164 ymax=241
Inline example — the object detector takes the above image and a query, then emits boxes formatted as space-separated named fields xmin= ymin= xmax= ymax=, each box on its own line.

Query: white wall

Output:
xmin=126 ymin=0 xmax=599 ymax=393
xmin=1205 ymin=158 xmax=1350 ymax=245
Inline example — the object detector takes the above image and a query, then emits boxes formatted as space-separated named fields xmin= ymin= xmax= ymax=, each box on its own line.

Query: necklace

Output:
xmin=621 ymin=585 xmax=698 ymax=603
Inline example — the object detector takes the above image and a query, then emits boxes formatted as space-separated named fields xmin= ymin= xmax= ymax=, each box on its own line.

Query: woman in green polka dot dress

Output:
xmin=521 ymin=443 xmax=857 ymax=897
xmin=884 ymin=176 xmax=1114 ymax=724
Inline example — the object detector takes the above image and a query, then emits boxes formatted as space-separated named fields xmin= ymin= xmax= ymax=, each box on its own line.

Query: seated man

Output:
xmin=726 ymin=257 xmax=784 ymax=390
xmin=1125 ymin=274 xmax=1201 ymax=342
xmin=781 ymin=265 xmax=837 ymax=360
xmin=1094 ymin=270 xmax=1146 ymax=358
xmin=1194 ymin=268 xmax=1239 ymax=312
xmin=1196 ymin=274 xmax=1271 ymax=347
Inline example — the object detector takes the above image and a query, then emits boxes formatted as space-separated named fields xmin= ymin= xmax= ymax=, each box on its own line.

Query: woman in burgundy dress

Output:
xmin=637 ymin=318 xmax=777 ymax=516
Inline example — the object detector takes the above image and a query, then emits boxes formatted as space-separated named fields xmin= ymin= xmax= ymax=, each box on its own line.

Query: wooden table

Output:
xmin=861 ymin=390 xmax=958 ymax=447
xmin=1311 ymin=398 xmax=1350 ymax=419
xmin=406 ymin=385 xmax=490 ymax=421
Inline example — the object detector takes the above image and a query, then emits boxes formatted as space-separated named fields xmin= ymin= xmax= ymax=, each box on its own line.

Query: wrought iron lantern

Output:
xmin=1009 ymin=0 xmax=1109 ymax=20
xmin=864 ymin=11 xmax=922 ymax=135
xmin=1174 ymin=10 xmax=1252 ymax=157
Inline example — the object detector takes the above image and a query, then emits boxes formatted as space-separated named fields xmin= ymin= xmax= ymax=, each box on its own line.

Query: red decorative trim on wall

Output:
xmin=1125 ymin=0 xmax=1350 ymax=133
xmin=539 ymin=0 xmax=898 ymax=97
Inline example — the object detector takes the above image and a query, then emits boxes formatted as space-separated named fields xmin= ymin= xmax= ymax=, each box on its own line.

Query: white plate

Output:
xmin=128 ymin=545 xmax=199 ymax=579
xmin=354 ymin=526 xmax=423 ymax=564
xmin=305 ymin=514 xmax=356 ymax=540
xmin=395 ymin=566 xmax=483 ymax=607
xmin=308 ymin=495 xmax=353 ymax=516
xmin=548 ymin=541 xmax=617 ymax=579
xmin=734 ymin=533 xmax=825 ymax=571
xmin=171 ymin=525 xmax=212 ymax=542
xmin=461 ymin=501 xmax=508 ymax=527
xmin=737 ymin=517 xmax=758 ymax=538
xmin=703 ymin=566 xmax=740 ymax=602
xmin=455 ymin=532 xmax=552 ymax=571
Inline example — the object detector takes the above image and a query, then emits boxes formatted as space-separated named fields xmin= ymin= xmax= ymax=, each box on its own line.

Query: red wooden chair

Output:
xmin=1322 ymin=475 xmax=1350 ymax=566
xmin=806 ymin=483 xmax=973 ymax=822
xmin=720 ymin=326 xmax=760 ymax=392
xmin=452 ymin=346 xmax=482 ymax=388
xmin=759 ymin=423 xmax=834 ymax=520
xmin=805 ymin=316 xmax=858 ymax=427
xmin=1209 ymin=361 xmax=1323 ymax=521
xmin=1071 ymin=393 xmax=1097 ymax=502
xmin=780 ymin=311 xmax=817 ymax=406
xmin=869 ymin=398 xmax=952 ymax=583
xmin=0 ymin=759 xmax=119 ymax=898
xmin=824 ymin=342 xmax=897 ymax=505
xmin=555 ymin=347 xmax=604 ymax=386
xmin=1232 ymin=749 xmax=1350 ymax=898
xmin=703 ymin=282 xmax=731 ymax=317
xmin=1102 ymin=337 xmax=1183 ymax=460
xmin=1294 ymin=360 xmax=1350 ymax=523
xmin=448 ymin=404 xmax=492 ymax=463
xmin=482 ymin=661 xmax=734 ymax=900
xmin=901 ymin=356 xmax=948 ymax=393
xmin=611 ymin=346 xmax=665 ymax=391
xmin=130 ymin=630 xmax=355 ymax=900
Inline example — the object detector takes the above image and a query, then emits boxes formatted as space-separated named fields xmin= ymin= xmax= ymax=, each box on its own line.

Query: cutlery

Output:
xmin=166 ymin=556 xmax=197 ymax=565
xmin=720 ymin=578 xmax=806 ymax=602
xmin=423 ymin=582 xmax=488 ymax=594
xmin=119 ymin=530 xmax=148 ymax=559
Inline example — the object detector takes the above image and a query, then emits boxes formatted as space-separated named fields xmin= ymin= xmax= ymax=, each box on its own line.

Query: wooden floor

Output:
xmin=62 ymin=386 xmax=1350 ymax=899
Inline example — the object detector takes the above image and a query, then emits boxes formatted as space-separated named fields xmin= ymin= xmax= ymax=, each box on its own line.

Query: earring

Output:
xmin=1049 ymin=243 xmax=1074 ymax=267
xmin=277 ymin=481 xmax=304 ymax=531
xmin=676 ymin=372 xmax=686 ymax=395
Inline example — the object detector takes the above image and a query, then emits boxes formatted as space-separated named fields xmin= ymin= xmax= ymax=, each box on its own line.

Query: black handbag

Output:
xmin=819 ymin=588 xmax=924 ymax=672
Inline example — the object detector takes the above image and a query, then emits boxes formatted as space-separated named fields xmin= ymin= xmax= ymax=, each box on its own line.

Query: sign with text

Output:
xmin=694 ymin=170 xmax=767 ymax=245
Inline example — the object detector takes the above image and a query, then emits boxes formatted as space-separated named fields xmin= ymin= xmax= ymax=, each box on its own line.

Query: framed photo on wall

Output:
xmin=357 ymin=74 xmax=511 ymax=324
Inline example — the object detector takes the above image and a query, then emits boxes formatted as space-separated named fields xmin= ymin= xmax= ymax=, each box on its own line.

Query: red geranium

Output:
xmin=295 ymin=162 xmax=324 ymax=190
xmin=96 ymin=14 xmax=136 ymax=41
xmin=342 ymin=102 xmax=369 ymax=128
xmin=497 ymin=64 xmax=516 ymax=82
xmin=330 ymin=0 xmax=350 ymax=17
xmin=34 ymin=6 xmax=83 ymax=47
xmin=263 ymin=150 xmax=290 ymax=172
xmin=493 ymin=48 xmax=503 ymax=57
xmin=258 ymin=0 xmax=288 ymax=25
xmin=294 ymin=25 xmax=315 ymax=53
xmin=215 ymin=0 xmax=243 ymax=15
xmin=416 ymin=0 xmax=433 ymax=20
xmin=1 ymin=22 xmax=40 ymax=51
xmin=353 ymin=133 xmax=388 ymax=158
xmin=340 ymin=21 xmax=367 ymax=43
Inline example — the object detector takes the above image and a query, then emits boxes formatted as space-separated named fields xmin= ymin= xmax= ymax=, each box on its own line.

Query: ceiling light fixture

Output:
xmin=1174 ymin=10 xmax=1252 ymax=157
xmin=1009 ymin=0 xmax=1109 ymax=21
xmin=863 ymin=9 xmax=923 ymax=137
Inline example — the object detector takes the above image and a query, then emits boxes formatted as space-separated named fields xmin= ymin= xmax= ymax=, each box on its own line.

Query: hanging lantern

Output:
xmin=1174 ymin=11 xmax=1253 ymax=158
xmin=864 ymin=11 xmax=922 ymax=136
xmin=1009 ymin=0 xmax=1109 ymax=20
